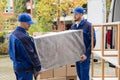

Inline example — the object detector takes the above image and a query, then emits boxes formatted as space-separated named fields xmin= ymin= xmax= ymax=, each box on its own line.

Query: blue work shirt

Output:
xmin=71 ymin=19 xmax=96 ymax=57
xmin=8 ymin=26 xmax=41 ymax=72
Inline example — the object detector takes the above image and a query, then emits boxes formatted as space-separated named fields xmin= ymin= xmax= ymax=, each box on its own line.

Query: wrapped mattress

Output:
xmin=34 ymin=30 xmax=85 ymax=71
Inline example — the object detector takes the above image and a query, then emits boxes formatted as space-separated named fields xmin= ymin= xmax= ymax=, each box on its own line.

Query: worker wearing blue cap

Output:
xmin=71 ymin=7 xmax=96 ymax=80
xmin=8 ymin=13 xmax=41 ymax=80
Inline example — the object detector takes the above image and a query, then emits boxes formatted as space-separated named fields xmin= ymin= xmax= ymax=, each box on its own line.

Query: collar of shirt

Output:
xmin=75 ymin=19 xmax=86 ymax=28
xmin=75 ymin=21 xmax=81 ymax=28
xmin=80 ymin=19 xmax=86 ymax=25
xmin=16 ymin=26 xmax=27 ymax=35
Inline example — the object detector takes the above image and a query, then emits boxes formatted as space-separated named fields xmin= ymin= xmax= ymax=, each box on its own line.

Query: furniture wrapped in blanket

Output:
xmin=34 ymin=30 xmax=85 ymax=71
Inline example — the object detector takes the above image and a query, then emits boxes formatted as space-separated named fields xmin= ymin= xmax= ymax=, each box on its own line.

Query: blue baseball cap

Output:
xmin=73 ymin=7 xmax=84 ymax=14
xmin=18 ymin=13 xmax=35 ymax=24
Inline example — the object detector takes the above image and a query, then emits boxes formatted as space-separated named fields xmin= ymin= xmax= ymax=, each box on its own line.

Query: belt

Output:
xmin=14 ymin=67 xmax=33 ymax=72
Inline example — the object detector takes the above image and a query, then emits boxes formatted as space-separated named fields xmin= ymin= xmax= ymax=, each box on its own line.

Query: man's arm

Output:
xmin=85 ymin=26 xmax=96 ymax=57
xmin=19 ymin=36 xmax=41 ymax=72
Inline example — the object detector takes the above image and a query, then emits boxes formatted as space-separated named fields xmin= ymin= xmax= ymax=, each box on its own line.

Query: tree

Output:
xmin=13 ymin=0 xmax=28 ymax=16
xmin=29 ymin=0 xmax=87 ymax=34
xmin=0 ymin=0 xmax=7 ymax=14
xmin=60 ymin=0 xmax=87 ymax=15
xmin=0 ymin=0 xmax=6 ymax=53
xmin=31 ymin=0 xmax=57 ymax=32
xmin=0 ymin=0 xmax=7 ymax=30
xmin=106 ymin=0 xmax=111 ymax=22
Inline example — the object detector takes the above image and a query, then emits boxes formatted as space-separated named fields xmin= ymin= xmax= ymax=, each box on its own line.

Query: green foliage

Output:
xmin=38 ymin=17 xmax=53 ymax=31
xmin=106 ymin=0 xmax=111 ymax=22
xmin=14 ymin=0 xmax=28 ymax=16
xmin=0 ymin=31 xmax=4 ymax=37
xmin=0 ymin=0 xmax=7 ymax=30
xmin=30 ymin=0 xmax=87 ymax=33
xmin=28 ymin=21 xmax=42 ymax=35
xmin=33 ymin=0 xmax=57 ymax=32
xmin=28 ymin=18 xmax=53 ymax=35
xmin=106 ymin=0 xmax=111 ymax=10
xmin=36 ymin=0 xmax=57 ymax=20
xmin=60 ymin=0 xmax=87 ymax=15
xmin=0 ymin=42 xmax=8 ymax=55
xmin=35 ymin=0 xmax=87 ymax=32
xmin=0 ymin=31 xmax=5 ymax=43
xmin=0 ymin=0 xmax=7 ymax=11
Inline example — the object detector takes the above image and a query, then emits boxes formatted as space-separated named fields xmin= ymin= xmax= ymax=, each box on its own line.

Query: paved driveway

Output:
xmin=0 ymin=55 xmax=15 ymax=80
xmin=0 ymin=55 xmax=117 ymax=80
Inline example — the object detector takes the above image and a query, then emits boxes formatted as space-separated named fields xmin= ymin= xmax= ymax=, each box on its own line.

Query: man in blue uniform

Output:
xmin=71 ymin=7 xmax=96 ymax=80
xmin=8 ymin=13 xmax=41 ymax=80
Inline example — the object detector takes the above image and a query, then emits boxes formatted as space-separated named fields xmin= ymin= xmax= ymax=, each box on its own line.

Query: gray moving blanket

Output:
xmin=34 ymin=30 xmax=85 ymax=71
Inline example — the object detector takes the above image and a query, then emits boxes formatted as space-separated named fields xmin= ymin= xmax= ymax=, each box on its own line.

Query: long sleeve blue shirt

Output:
xmin=71 ymin=19 xmax=96 ymax=57
xmin=8 ymin=26 xmax=41 ymax=72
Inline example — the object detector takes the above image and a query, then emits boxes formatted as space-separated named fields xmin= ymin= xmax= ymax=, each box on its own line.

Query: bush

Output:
xmin=0 ymin=42 xmax=8 ymax=55
xmin=0 ymin=31 xmax=4 ymax=37
xmin=0 ymin=31 xmax=5 ymax=43
xmin=0 ymin=36 xmax=5 ymax=43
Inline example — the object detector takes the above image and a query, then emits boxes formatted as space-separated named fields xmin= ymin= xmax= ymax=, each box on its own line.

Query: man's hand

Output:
xmin=35 ymin=70 xmax=43 ymax=80
xmin=37 ymin=70 xmax=42 ymax=74
xmin=34 ymin=70 xmax=43 ymax=80
xmin=81 ymin=54 xmax=87 ymax=62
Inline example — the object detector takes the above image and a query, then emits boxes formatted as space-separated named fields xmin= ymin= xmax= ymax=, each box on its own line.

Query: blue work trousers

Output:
xmin=15 ymin=71 xmax=33 ymax=80
xmin=76 ymin=57 xmax=90 ymax=80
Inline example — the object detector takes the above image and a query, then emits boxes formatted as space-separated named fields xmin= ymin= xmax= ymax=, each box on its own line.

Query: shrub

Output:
xmin=0 ymin=31 xmax=4 ymax=37
xmin=0 ymin=31 xmax=5 ymax=43
xmin=0 ymin=36 xmax=5 ymax=43
xmin=0 ymin=42 xmax=8 ymax=55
